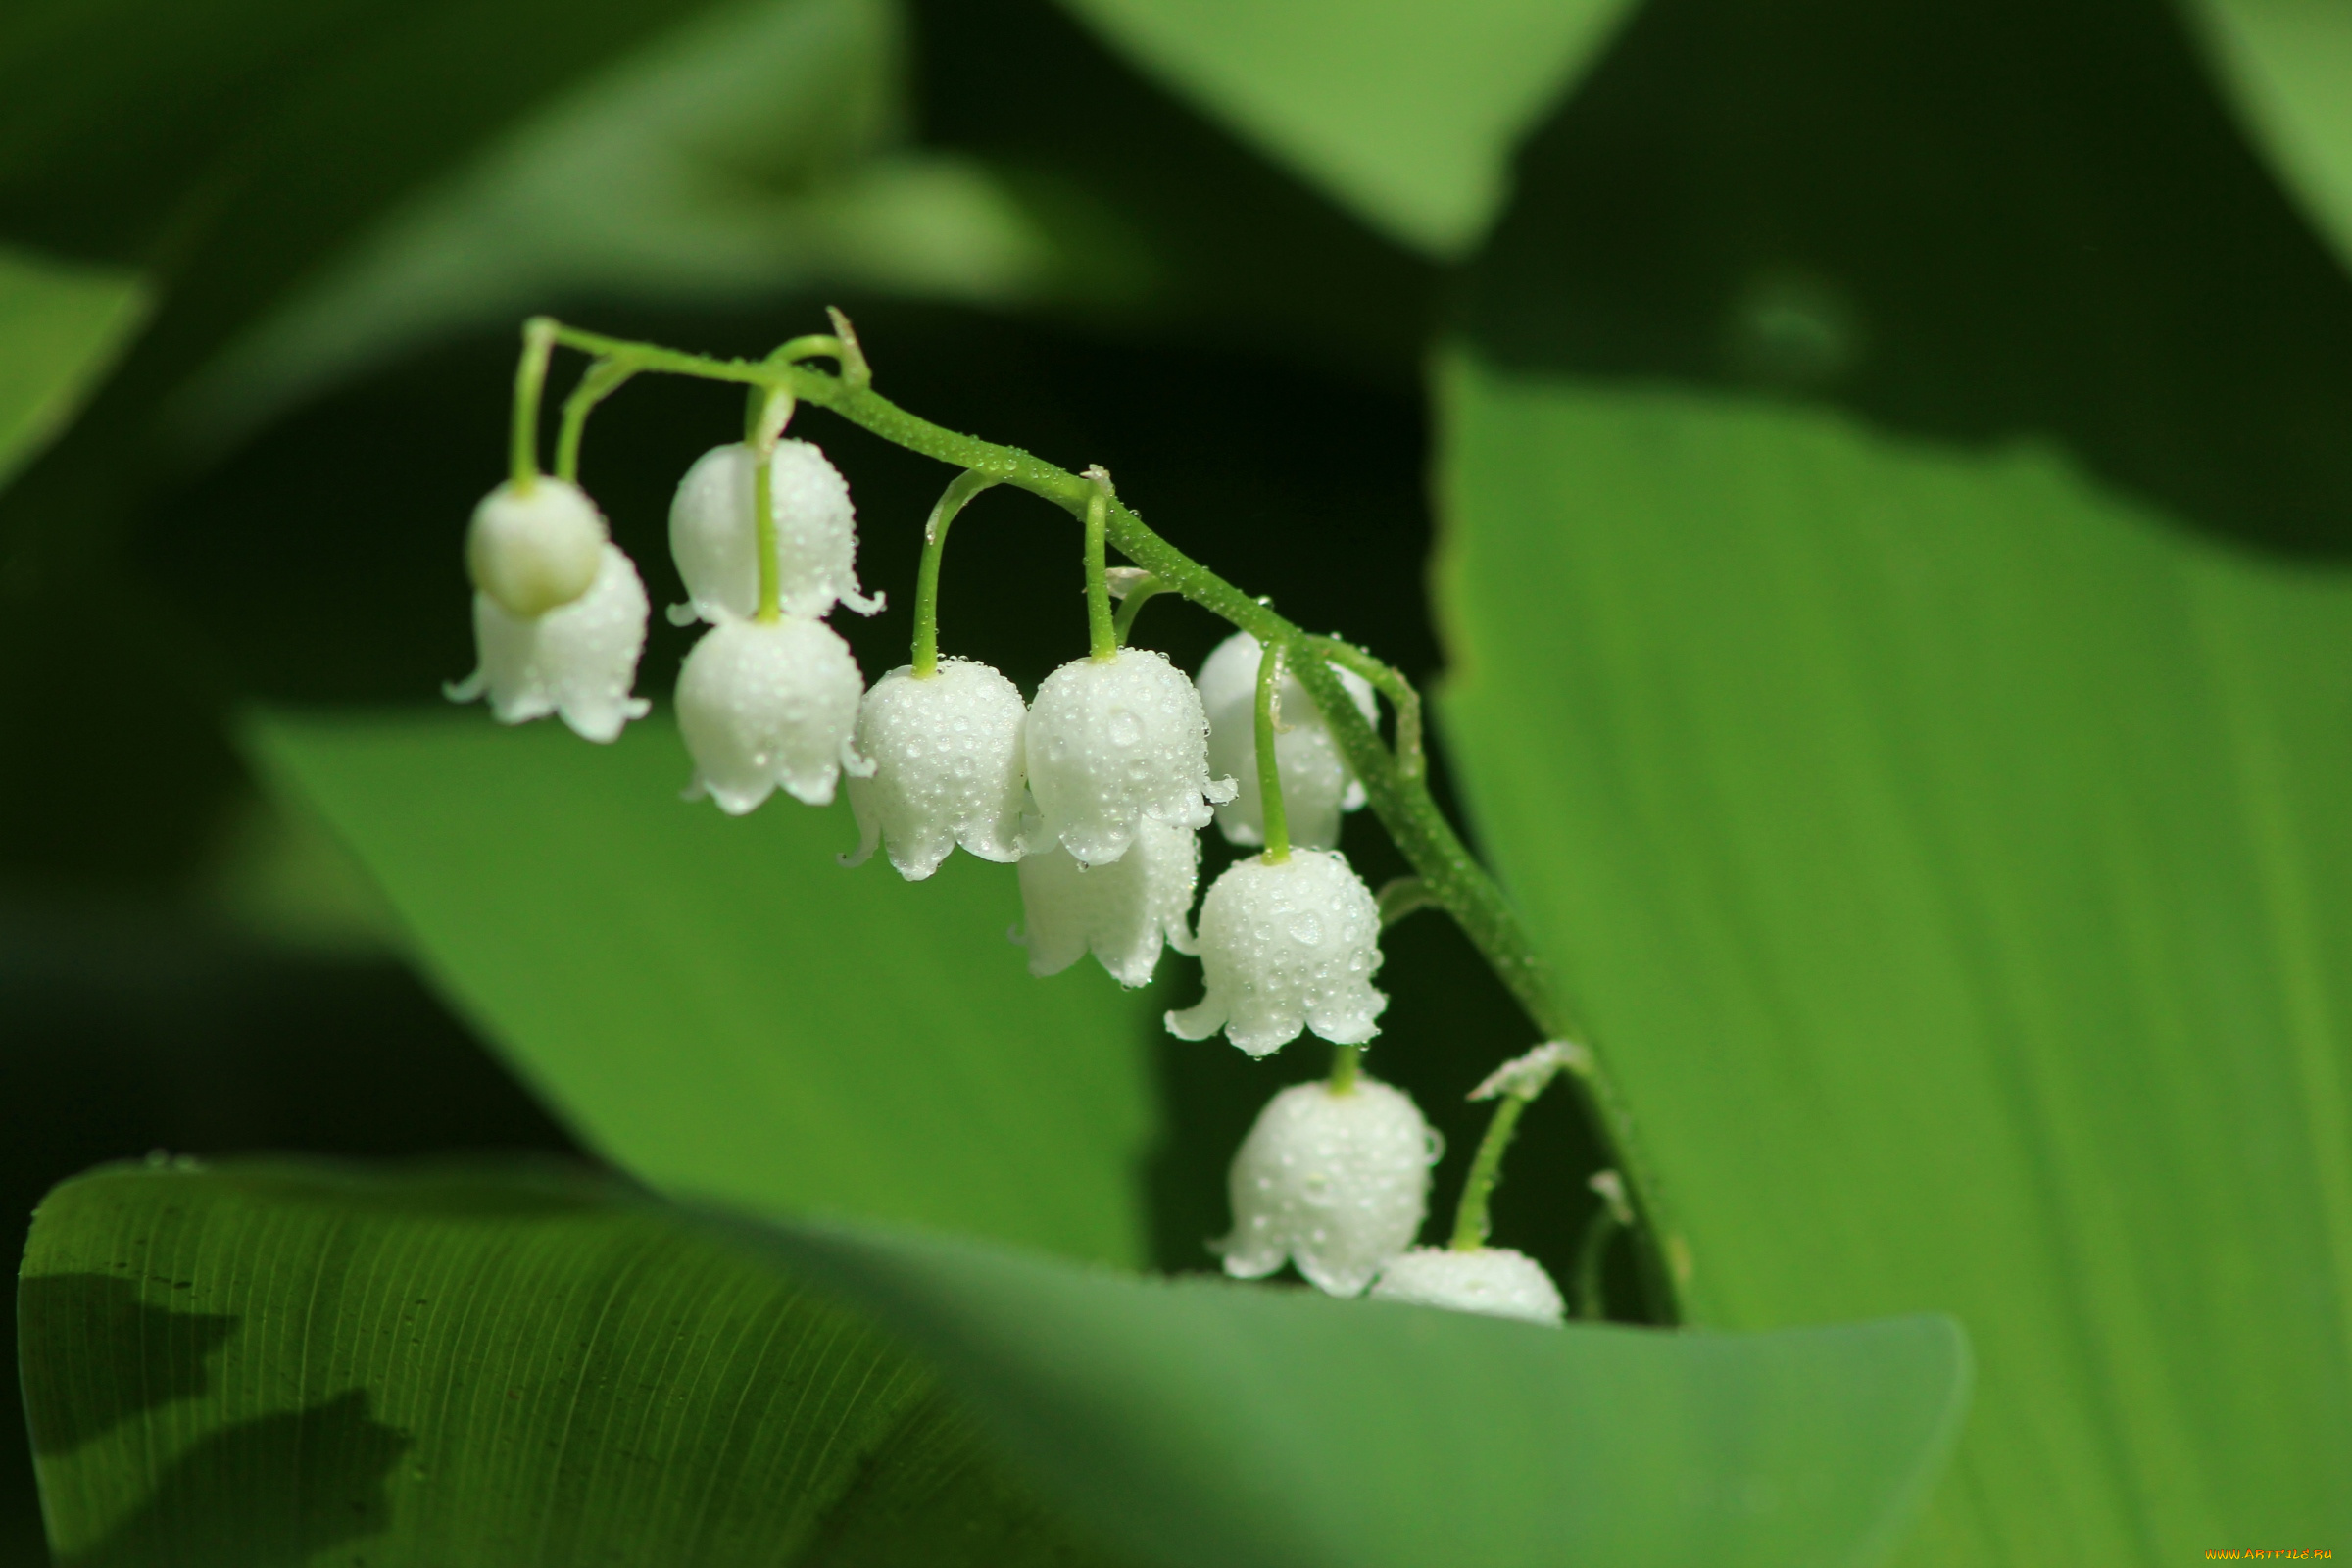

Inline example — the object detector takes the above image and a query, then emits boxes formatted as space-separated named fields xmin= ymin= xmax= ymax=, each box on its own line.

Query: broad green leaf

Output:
xmin=21 ymin=1158 xmax=1971 ymax=1568
xmin=180 ymin=0 xmax=1053 ymax=449
xmin=2187 ymin=0 xmax=2352 ymax=276
xmin=762 ymin=1220 xmax=1971 ymax=1568
xmin=0 ymin=246 xmax=146 ymax=491
xmin=1433 ymin=352 xmax=2352 ymax=1561
xmin=247 ymin=709 xmax=1155 ymax=1267
xmin=21 ymin=1158 xmax=1108 ymax=1567
xmin=1051 ymin=0 xmax=1639 ymax=256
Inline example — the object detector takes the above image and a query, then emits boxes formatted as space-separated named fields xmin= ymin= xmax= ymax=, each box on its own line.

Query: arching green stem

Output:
xmin=555 ymin=359 xmax=634 ymax=483
xmin=913 ymin=468 xmax=1001 ymax=677
xmin=1450 ymin=1093 xmax=1528 ymax=1251
xmin=1083 ymin=469 xmax=1116 ymax=661
xmin=1376 ymin=875 xmax=1437 ymax=927
xmin=1575 ymin=1170 xmax=1633 ymax=1320
xmin=1255 ymin=637 xmax=1291 ymax=863
xmin=509 ymin=318 xmax=557 ymax=489
xmin=525 ymin=316 xmax=1690 ymax=1322
xmin=1111 ymin=573 xmax=1169 ymax=646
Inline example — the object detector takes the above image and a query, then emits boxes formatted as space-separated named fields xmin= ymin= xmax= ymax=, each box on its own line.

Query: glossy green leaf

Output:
xmin=247 ymin=709 xmax=1154 ymax=1266
xmin=181 ymin=0 xmax=1053 ymax=449
xmin=20 ymin=1158 xmax=1108 ymax=1567
xmin=1051 ymin=0 xmax=1639 ymax=256
xmin=21 ymin=1158 xmax=1971 ymax=1568
xmin=2187 ymin=0 xmax=2352 ymax=276
xmin=0 ymin=246 xmax=146 ymax=491
xmin=1433 ymin=352 xmax=2352 ymax=1561
xmin=761 ymin=1219 xmax=1970 ymax=1568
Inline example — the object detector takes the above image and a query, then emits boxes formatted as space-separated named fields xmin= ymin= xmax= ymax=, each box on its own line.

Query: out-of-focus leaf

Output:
xmin=756 ymin=1216 xmax=1969 ymax=1568
xmin=22 ymin=1157 xmax=1970 ymax=1568
xmin=1433 ymin=351 xmax=2352 ymax=1561
xmin=1051 ymin=0 xmax=1639 ymax=257
xmin=247 ymin=709 xmax=1155 ymax=1267
xmin=0 ymin=247 xmax=145 ymax=492
xmin=21 ymin=1158 xmax=1110 ymax=1567
xmin=180 ymin=0 xmax=1054 ymax=449
xmin=2187 ymin=0 xmax=2352 ymax=277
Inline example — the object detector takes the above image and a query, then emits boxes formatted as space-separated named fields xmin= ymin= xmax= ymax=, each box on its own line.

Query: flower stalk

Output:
xmin=524 ymin=315 xmax=1687 ymax=1321
xmin=911 ymin=468 xmax=1000 ymax=678
xmin=1253 ymin=636 xmax=1291 ymax=863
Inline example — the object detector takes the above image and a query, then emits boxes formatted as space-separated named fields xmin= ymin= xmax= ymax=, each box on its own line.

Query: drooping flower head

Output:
xmin=1220 ymin=1076 xmax=1438 ymax=1297
xmin=1166 ymin=847 xmax=1386 ymax=1056
xmin=1198 ymin=630 xmax=1376 ymax=851
xmin=676 ymin=614 xmax=867 ymax=812
xmin=447 ymin=542 xmax=651 ymax=742
xmin=845 ymin=658 xmax=1028 ymax=879
xmin=668 ymin=440 xmax=880 ymax=624
xmin=1025 ymin=647 xmax=1235 ymax=866
xmin=1370 ymin=1247 xmax=1566 ymax=1326
xmin=1016 ymin=816 xmax=1200 ymax=988
xmin=466 ymin=476 xmax=610 ymax=617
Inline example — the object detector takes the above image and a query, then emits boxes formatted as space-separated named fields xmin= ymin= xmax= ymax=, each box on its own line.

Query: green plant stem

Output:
xmin=555 ymin=360 xmax=634 ymax=483
xmin=1329 ymin=1042 xmax=1360 ymax=1095
xmin=746 ymin=386 xmax=794 ymax=622
xmin=1111 ymin=574 xmax=1169 ymax=645
xmin=1084 ymin=473 xmax=1116 ymax=661
xmin=1254 ymin=637 xmax=1291 ymax=862
xmin=1375 ymin=875 xmax=1436 ymax=927
xmin=1450 ymin=1093 xmax=1528 ymax=1251
xmin=1574 ymin=1185 xmax=1626 ymax=1321
xmin=912 ymin=468 xmax=1001 ymax=677
xmin=510 ymin=318 xmax=557 ymax=489
xmin=524 ymin=318 xmax=1688 ymax=1321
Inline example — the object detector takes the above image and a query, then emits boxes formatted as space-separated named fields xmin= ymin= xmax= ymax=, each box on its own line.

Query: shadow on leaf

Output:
xmin=57 ymin=1389 xmax=409 ymax=1568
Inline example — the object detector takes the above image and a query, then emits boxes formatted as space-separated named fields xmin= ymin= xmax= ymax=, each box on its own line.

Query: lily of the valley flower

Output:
xmin=1024 ymin=647 xmax=1235 ymax=866
xmin=845 ymin=658 xmax=1028 ymax=878
xmin=676 ymin=614 xmax=868 ymax=812
xmin=668 ymin=440 xmax=881 ymax=624
xmin=466 ymin=476 xmax=609 ymax=617
xmin=1198 ymin=630 xmax=1375 ymax=851
xmin=447 ymin=542 xmax=651 ymax=742
xmin=1166 ymin=847 xmax=1386 ymax=1056
xmin=1220 ymin=1076 xmax=1437 ymax=1297
xmin=1370 ymin=1247 xmax=1566 ymax=1326
xmin=1016 ymin=815 xmax=1200 ymax=987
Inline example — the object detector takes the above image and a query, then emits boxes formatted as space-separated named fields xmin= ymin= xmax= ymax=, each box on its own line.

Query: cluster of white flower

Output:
xmin=452 ymin=428 xmax=1565 ymax=1326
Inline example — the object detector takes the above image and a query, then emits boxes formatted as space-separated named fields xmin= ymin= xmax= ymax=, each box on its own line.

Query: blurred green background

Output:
xmin=5 ymin=0 xmax=2350 ymax=1558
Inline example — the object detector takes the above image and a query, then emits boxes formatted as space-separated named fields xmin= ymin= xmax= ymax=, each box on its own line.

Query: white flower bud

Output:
xmin=1370 ymin=1247 xmax=1566 ymax=1326
xmin=1025 ymin=647 xmax=1236 ymax=866
xmin=1198 ymin=631 xmax=1377 ymax=851
xmin=668 ymin=440 xmax=880 ymax=624
xmin=1220 ymin=1076 xmax=1437 ymax=1297
xmin=447 ymin=543 xmax=650 ymax=742
xmin=844 ymin=659 xmax=1028 ymax=879
xmin=1016 ymin=816 xmax=1200 ymax=988
xmin=465 ymin=476 xmax=609 ymax=617
xmin=1165 ymin=848 xmax=1385 ymax=1056
xmin=676 ymin=614 xmax=867 ymax=813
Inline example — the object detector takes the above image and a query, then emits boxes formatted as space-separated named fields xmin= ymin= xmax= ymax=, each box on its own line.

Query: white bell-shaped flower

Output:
xmin=466 ymin=476 xmax=609 ymax=617
xmin=1025 ymin=647 xmax=1235 ymax=866
xmin=676 ymin=613 xmax=867 ymax=812
xmin=1370 ymin=1247 xmax=1566 ymax=1326
xmin=1016 ymin=816 xmax=1200 ymax=988
xmin=1220 ymin=1076 xmax=1437 ymax=1297
xmin=447 ymin=543 xmax=651 ymax=742
xmin=1198 ymin=630 xmax=1377 ymax=851
xmin=668 ymin=440 xmax=880 ymax=623
xmin=1165 ymin=848 xmax=1386 ymax=1056
xmin=844 ymin=658 xmax=1028 ymax=879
